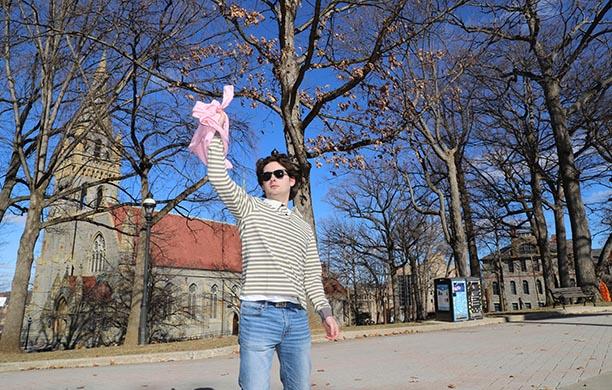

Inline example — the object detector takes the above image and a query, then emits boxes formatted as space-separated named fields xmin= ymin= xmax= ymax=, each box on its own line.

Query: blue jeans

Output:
xmin=238 ymin=301 xmax=311 ymax=390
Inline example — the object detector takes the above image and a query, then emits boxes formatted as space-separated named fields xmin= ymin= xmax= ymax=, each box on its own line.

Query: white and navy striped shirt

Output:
xmin=207 ymin=136 xmax=332 ymax=320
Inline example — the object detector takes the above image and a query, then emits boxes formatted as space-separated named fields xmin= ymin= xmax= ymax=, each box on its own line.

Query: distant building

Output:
xmin=481 ymin=234 xmax=608 ymax=312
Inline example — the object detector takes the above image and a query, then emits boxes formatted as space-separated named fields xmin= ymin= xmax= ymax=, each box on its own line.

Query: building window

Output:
xmin=188 ymin=284 xmax=197 ymax=318
xmin=91 ymin=233 xmax=106 ymax=273
xmin=512 ymin=302 xmax=519 ymax=311
xmin=536 ymin=280 xmax=543 ymax=294
xmin=508 ymin=260 xmax=515 ymax=273
xmin=492 ymin=281 xmax=500 ymax=295
xmin=95 ymin=186 xmax=103 ymax=208
xmin=510 ymin=281 xmax=517 ymax=295
xmin=93 ymin=139 xmax=102 ymax=158
xmin=493 ymin=303 xmax=501 ymax=312
xmin=519 ymin=243 xmax=536 ymax=254
xmin=533 ymin=259 xmax=540 ymax=272
xmin=162 ymin=283 xmax=174 ymax=318
xmin=522 ymin=280 xmax=530 ymax=294
xmin=210 ymin=284 xmax=218 ymax=319
xmin=520 ymin=259 xmax=527 ymax=272
xmin=231 ymin=285 xmax=239 ymax=305
xmin=525 ymin=302 xmax=532 ymax=309
xmin=80 ymin=185 xmax=87 ymax=209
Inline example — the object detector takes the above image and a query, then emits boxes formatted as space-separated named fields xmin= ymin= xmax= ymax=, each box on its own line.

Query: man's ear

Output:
xmin=289 ymin=176 xmax=296 ymax=187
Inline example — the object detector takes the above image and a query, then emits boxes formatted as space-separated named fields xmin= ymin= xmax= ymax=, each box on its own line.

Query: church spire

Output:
xmin=93 ymin=50 xmax=108 ymax=91
xmin=51 ymin=51 xmax=120 ymax=215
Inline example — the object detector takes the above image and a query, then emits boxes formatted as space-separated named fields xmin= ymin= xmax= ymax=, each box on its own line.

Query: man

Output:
xmin=207 ymin=134 xmax=340 ymax=389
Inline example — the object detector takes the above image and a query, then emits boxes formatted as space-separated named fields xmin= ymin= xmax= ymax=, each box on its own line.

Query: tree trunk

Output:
xmin=455 ymin=153 xmax=480 ymax=278
xmin=409 ymin=257 xmax=425 ymax=320
xmin=541 ymin=78 xmax=596 ymax=291
xmin=494 ymin=235 xmax=507 ymax=311
xmin=530 ymin=170 xmax=555 ymax=305
xmin=124 ymin=181 xmax=151 ymax=345
xmin=596 ymin=233 xmax=611 ymax=278
xmin=446 ymin=157 xmax=468 ymax=276
xmin=552 ymin=187 xmax=571 ymax=287
xmin=0 ymin=150 xmax=21 ymax=223
xmin=0 ymin=192 xmax=43 ymax=352
xmin=124 ymin=226 xmax=147 ymax=345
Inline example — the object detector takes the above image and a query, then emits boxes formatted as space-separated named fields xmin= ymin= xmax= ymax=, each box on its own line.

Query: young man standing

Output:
xmin=206 ymin=134 xmax=340 ymax=390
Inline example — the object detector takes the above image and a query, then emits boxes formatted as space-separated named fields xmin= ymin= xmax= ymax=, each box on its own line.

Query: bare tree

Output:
xmin=385 ymin=35 xmax=480 ymax=277
xmin=453 ymin=0 xmax=611 ymax=293
xmin=0 ymin=0 xmax=125 ymax=352
xmin=207 ymin=0 xmax=468 ymax=228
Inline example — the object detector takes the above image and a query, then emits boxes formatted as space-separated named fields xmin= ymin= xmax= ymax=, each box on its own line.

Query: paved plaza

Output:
xmin=1 ymin=312 xmax=611 ymax=389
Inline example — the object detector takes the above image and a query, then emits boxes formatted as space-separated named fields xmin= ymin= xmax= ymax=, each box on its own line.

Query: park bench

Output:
xmin=549 ymin=287 xmax=596 ymax=309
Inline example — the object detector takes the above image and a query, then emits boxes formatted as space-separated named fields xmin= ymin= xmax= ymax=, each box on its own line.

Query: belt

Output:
xmin=255 ymin=301 xmax=300 ymax=309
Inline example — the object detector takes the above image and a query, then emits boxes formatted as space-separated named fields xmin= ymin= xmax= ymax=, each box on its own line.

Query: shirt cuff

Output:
xmin=318 ymin=307 xmax=333 ymax=321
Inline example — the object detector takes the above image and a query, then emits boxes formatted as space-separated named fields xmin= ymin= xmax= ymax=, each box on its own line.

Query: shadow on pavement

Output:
xmin=518 ymin=320 xmax=611 ymax=327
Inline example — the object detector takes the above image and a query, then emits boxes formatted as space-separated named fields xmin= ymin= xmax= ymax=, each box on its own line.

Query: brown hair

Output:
xmin=256 ymin=150 xmax=302 ymax=200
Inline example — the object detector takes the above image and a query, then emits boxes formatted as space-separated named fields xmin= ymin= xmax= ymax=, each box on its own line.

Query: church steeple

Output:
xmin=52 ymin=53 xmax=121 ymax=216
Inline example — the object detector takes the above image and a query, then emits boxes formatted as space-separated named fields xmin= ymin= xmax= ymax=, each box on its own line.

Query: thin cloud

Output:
xmin=2 ymin=213 xmax=27 ymax=225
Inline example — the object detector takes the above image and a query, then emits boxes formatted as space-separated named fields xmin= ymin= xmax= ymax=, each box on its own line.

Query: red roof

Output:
xmin=111 ymin=207 xmax=242 ymax=273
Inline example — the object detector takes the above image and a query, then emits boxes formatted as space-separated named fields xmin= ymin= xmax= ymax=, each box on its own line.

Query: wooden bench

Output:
xmin=549 ymin=287 xmax=596 ymax=309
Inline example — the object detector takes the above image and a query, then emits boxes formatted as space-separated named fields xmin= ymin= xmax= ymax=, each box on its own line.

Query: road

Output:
xmin=2 ymin=313 xmax=611 ymax=389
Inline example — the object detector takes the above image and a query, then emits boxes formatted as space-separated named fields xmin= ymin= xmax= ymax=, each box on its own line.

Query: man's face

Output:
xmin=261 ymin=161 xmax=295 ymax=203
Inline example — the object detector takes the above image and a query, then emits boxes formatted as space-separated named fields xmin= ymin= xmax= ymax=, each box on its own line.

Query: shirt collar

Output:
xmin=263 ymin=198 xmax=292 ymax=215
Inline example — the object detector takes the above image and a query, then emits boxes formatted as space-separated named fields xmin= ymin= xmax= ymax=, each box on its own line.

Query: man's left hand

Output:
xmin=323 ymin=316 xmax=340 ymax=341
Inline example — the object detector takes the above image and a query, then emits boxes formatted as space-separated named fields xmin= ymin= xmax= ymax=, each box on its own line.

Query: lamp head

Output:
xmin=143 ymin=197 xmax=156 ymax=217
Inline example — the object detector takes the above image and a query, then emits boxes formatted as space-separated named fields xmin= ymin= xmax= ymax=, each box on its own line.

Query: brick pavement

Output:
xmin=0 ymin=309 xmax=610 ymax=390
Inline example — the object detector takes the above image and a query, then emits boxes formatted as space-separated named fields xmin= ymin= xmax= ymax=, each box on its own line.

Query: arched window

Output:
xmin=91 ymin=234 xmax=106 ymax=273
xmin=188 ymin=283 xmax=197 ymax=318
xmin=210 ymin=284 xmax=218 ymax=319
xmin=536 ymin=279 xmax=543 ymax=294
xmin=522 ymin=280 xmax=530 ymax=294
xmin=54 ymin=297 xmax=69 ymax=337
xmin=492 ymin=281 xmax=500 ymax=295
xmin=510 ymin=281 xmax=517 ymax=295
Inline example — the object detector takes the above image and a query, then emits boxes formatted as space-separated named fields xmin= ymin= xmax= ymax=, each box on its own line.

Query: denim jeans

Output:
xmin=238 ymin=300 xmax=311 ymax=390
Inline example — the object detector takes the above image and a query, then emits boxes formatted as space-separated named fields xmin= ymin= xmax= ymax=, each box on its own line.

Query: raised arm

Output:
xmin=207 ymin=135 xmax=253 ymax=220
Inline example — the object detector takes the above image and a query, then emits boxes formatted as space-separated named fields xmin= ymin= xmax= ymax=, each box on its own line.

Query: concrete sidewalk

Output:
xmin=0 ymin=305 xmax=608 ymax=374
xmin=2 ymin=307 xmax=610 ymax=390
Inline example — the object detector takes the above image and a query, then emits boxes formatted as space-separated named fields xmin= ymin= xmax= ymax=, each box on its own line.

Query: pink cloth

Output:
xmin=189 ymin=85 xmax=234 ymax=169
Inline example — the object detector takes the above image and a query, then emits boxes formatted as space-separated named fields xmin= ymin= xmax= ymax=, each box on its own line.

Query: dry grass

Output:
xmin=0 ymin=336 xmax=238 ymax=363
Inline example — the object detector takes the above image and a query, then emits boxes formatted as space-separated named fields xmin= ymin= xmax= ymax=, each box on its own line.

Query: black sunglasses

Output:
xmin=261 ymin=169 xmax=288 ymax=182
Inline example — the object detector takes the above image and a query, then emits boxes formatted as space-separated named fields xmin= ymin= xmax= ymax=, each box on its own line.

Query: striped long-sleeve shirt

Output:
xmin=207 ymin=136 xmax=332 ymax=320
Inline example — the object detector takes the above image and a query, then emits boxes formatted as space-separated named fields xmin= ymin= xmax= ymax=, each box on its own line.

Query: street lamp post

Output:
xmin=139 ymin=196 xmax=156 ymax=345
xmin=23 ymin=316 xmax=32 ymax=350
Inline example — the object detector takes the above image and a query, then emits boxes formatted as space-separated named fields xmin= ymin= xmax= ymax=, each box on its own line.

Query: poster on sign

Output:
xmin=437 ymin=284 xmax=450 ymax=311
